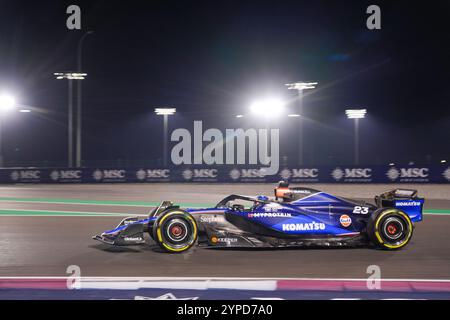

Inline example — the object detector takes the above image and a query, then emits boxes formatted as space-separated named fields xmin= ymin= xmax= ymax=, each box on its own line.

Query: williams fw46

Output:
xmin=93 ymin=182 xmax=424 ymax=253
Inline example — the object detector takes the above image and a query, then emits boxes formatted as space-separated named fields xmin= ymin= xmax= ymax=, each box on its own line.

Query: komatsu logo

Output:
xmin=387 ymin=167 xmax=429 ymax=181
xmin=332 ymin=167 xmax=371 ymax=181
xmin=282 ymin=222 xmax=326 ymax=231
xmin=396 ymin=201 xmax=421 ymax=207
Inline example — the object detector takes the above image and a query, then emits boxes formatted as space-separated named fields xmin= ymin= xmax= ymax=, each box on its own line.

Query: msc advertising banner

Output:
xmin=0 ymin=165 xmax=449 ymax=184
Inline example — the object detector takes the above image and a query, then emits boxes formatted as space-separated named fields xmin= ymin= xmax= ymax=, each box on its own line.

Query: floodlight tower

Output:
xmin=54 ymin=72 xmax=87 ymax=167
xmin=345 ymin=109 xmax=367 ymax=165
xmin=76 ymin=30 xmax=94 ymax=168
xmin=285 ymin=81 xmax=318 ymax=165
xmin=155 ymin=108 xmax=176 ymax=166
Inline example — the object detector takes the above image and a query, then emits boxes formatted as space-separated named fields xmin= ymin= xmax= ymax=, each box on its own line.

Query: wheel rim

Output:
xmin=159 ymin=215 xmax=196 ymax=250
xmin=380 ymin=215 xmax=408 ymax=244
xmin=166 ymin=219 xmax=188 ymax=242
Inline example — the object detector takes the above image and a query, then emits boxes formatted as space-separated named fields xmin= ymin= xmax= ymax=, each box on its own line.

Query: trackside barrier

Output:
xmin=0 ymin=165 xmax=449 ymax=184
xmin=0 ymin=278 xmax=450 ymax=300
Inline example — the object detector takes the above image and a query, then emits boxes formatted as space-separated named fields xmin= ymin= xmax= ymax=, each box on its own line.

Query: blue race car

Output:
xmin=93 ymin=181 xmax=424 ymax=252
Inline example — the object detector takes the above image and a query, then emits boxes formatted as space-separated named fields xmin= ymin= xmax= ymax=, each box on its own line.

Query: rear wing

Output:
xmin=375 ymin=189 xmax=424 ymax=223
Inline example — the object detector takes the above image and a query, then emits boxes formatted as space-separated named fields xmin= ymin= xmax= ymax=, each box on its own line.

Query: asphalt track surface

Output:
xmin=0 ymin=184 xmax=449 ymax=279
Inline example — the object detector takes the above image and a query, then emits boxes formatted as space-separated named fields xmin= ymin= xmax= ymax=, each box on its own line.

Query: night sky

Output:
xmin=0 ymin=0 xmax=449 ymax=167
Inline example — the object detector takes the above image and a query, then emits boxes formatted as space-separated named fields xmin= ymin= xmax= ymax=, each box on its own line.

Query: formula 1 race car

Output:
xmin=93 ymin=182 xmax=424 ymax=252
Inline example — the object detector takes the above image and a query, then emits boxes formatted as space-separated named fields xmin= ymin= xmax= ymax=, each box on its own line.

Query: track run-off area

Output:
xmin=0 ymin=183 xmax=449 ymax=283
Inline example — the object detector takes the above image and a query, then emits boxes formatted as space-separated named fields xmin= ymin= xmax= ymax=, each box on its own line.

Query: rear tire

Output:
xmin=367 ymin=208 xmax=413 ymax=250
xmin=152 ymin=210 xmax=197 ymax=253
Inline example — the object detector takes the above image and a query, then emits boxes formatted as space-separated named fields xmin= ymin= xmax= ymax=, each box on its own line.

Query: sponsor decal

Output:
xmin=395 ymin=201 xmax=422 ymax=207
xmin=10 ymin=170 xmax=41 ymax=182
xmin=216 ymin=237 xmax=238 ymax=243
xmin=332 ymin=167 xmax=372 ymax=182
xmin=339 ymin=215 xmax=352 ymax=227
xmin=136 ymin=169 xmax=170 ymax=181
xmin=332 ymin=168 xmax=344 ymax=181
xmin=50 ymin=170 xmax=82 ymax=182
xmin=229 ymin=168 xmax=266 ymax=182
xmin=248 ymin=212 xmax=292 ymax=218
xmin=124 ymin=236 xmax=143 ymax=242
xmin=93 ymin=169 xmax=126 ymax=182
xmin=280 ymin=169 xmax=291 ymax=180
xmin=229 ymin=169 xmax=241 ymax=180
xmin=182 ymin=169 xmax=218 ymax=182
xmin=290 ymin=189 xmax=313 ymax=194
xmin=210 ymin=236 xmax=218 ymax=244
xmin=443 ymin=167 xmax=450 ymax=182
xmin=280 ymin=168 xmax=319 ymax=182
xmin=200 ymin=215 xmax=223 ymax=223
xmin=282 ymin=222 xmax=326 ymax=231
xmin=386 ymin=167 xmax=429 ymax=182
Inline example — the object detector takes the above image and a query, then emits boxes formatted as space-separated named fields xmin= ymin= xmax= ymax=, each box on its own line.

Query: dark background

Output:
xmin=0 ymin=0 xmax=449 ymax=167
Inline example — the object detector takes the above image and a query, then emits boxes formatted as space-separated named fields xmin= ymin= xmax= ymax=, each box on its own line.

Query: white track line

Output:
xmin=1 ymin=276 xmax=449 ymax=282
xmin=0 ymin=208 xmax=140 ymax=217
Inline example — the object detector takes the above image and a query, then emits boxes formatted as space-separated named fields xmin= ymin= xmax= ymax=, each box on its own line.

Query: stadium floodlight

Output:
xmin=19 ymin=109 xmax=31 ymax=113
xmin=54 ymin=72 xmax=87 ymax=80
xmin=287 ymin=114 xmax=301 ymax=117
xmin=345 ymin=109 xmax=367 ymax=119
xmin=155 ymin=108 xmax=176 ymax=166
xmin=0 ymin=94 xmax=16 ymax=112
xmin=285 ymin=82 xmax=318 ymax=90
xmin=285 ymin=81 xmax=318 ymax=165
xmin=250 ymin=98 xmax=285 ymax=117
xmin=346 ymin=109 xmax=368 ymax=165
xmin=235 ymin=114 xmax=244 ymax=118
xmin=441 ymin=160 xmax=447 ymax=164
xmin=154 ymin=108 xmax=176 ymax=116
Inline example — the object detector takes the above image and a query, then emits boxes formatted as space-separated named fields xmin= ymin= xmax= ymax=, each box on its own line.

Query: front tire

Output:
xmin=152 ymin=210 xmax=198 ymax=253
xmin=367 ymin=208 xmax=413 ymax=250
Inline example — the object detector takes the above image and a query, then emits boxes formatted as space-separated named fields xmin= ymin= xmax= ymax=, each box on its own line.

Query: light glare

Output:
xmin=250 ymin=99 xmax=285 ymax=117
xmin=286 ymin=82 xmax=318 ymax=90
xmin=0 ymin=94 xmax=16 ymax=112
xmin=54 ymin=72 xmax=87 ymax=80
xmin=346 ymin=109 xmax=367 ymax=119
xmin=155 ymin=108 xmax=176 ymax=115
